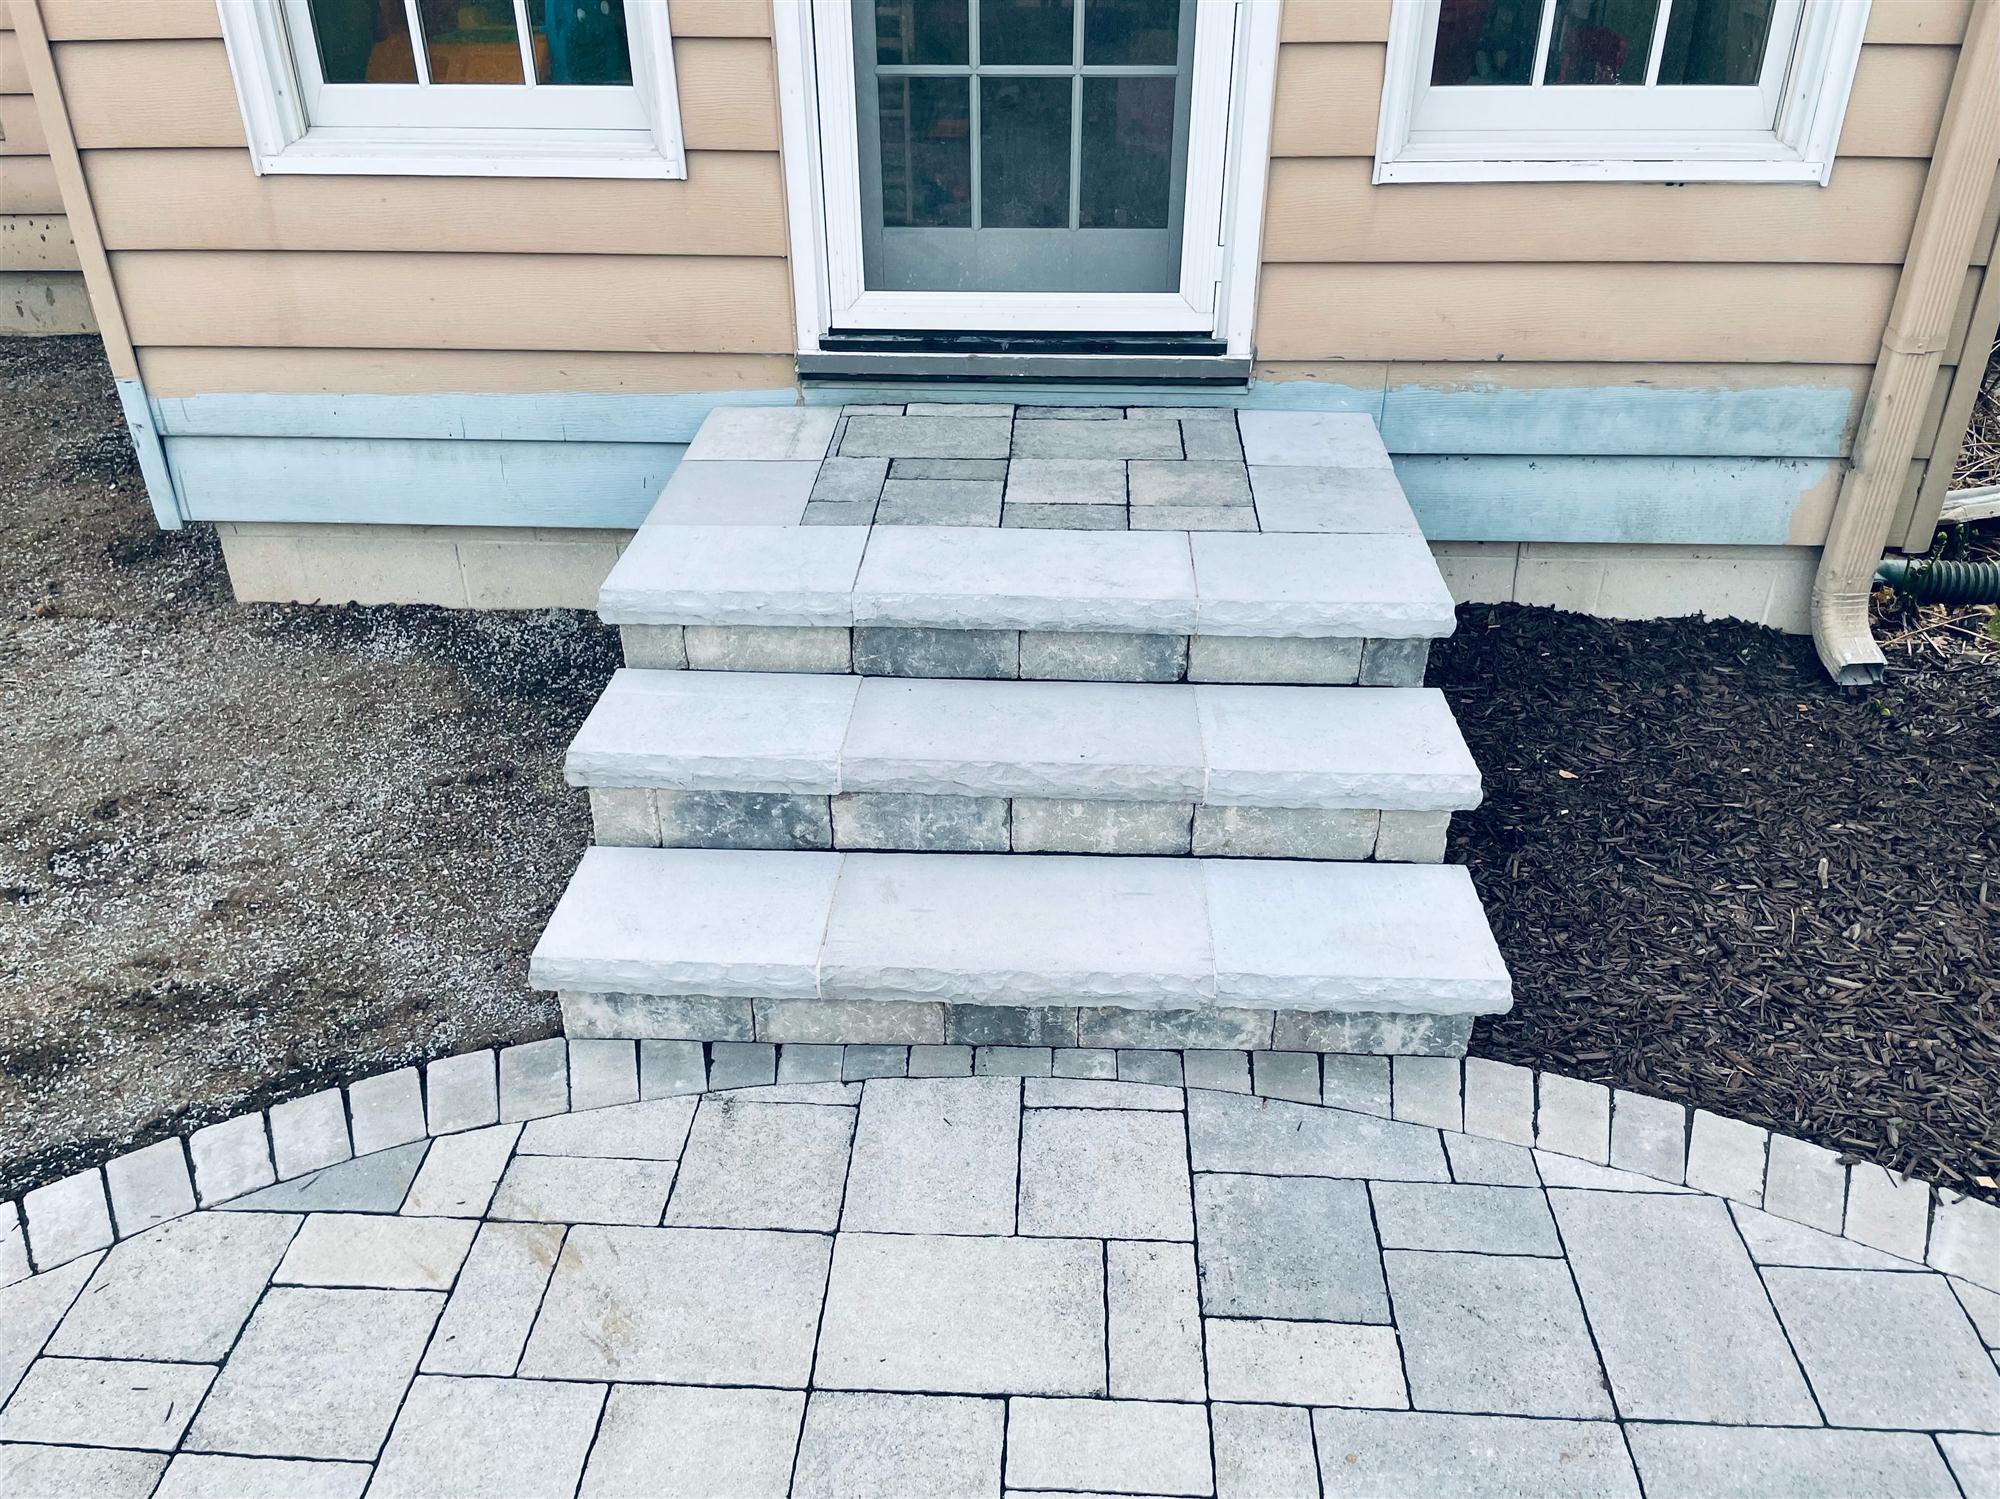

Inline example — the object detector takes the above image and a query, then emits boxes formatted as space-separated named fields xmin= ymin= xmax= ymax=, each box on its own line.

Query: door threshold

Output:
xmin=798 ymin=346 xmax=1250 ymax=386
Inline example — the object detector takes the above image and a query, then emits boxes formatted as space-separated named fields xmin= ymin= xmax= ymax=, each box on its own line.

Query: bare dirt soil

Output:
xmin=1 ymin=337 xmax=617 ymax=1198
xmin=3 ymin=336 xmax=1997 ymax=1205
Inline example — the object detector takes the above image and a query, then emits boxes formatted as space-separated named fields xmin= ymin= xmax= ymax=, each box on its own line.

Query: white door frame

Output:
xmin=772 ymin=0 xmax=1280 ymax=356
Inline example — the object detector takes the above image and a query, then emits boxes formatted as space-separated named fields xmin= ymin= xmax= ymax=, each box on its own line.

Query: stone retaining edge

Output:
xmin=3 ymin=1043 xmax=1995 ymax=1302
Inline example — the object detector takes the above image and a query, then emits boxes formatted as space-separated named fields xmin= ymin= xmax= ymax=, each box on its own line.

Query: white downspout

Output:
xmin=1812 ymin=0 xmax=2000 ymax=683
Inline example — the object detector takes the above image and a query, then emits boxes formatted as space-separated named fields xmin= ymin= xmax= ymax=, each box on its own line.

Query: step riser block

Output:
xmin=589 ymin=787 xmax=1451 ymax=863
xmin=621 ymin=624 xmax=1429 ymax=685
xmin=558 ymin=990 xmax=1474 ymax=1057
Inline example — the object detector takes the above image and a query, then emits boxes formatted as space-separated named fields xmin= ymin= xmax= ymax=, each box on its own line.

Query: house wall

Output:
xmin=13 ymin=0 xmax=1986 ymax=630
xmin=0 ymin=6 xmax=92 ymax=332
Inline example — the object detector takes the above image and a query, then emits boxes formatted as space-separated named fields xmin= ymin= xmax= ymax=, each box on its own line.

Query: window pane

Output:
xmin=981 ymin=75 xmax=1071 ymax=228
xmin=1431 ymin=0 xmax=1543 ymax=85
xmin=1544 ymin=0 xmax=1657 ymax=84
xmin=1655 ymin=0 xmax=1777 ymax=84
xmin=419 ymin=0 xmax=526 ymax=83
xmin=530 ymin=0 xmax=631 ymax=84
xmin=876 ymin=0 xmax=968 ymax=65
xmin=880 ymin=76 xmax=972 ymax=228
xmin=981 ymin=0 xmax=1074 ymax=66
xmin=1083 ymin=0 xmax=1178 ymax=65
xmin=1081 ymin=75 xmax=1172 ymax=228
xmin=307 ymin=0 xmax=417 ymax=83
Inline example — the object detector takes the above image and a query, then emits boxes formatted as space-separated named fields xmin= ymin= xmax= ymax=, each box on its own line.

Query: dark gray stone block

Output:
xmin=946 ymin=1005 xmax=1081 ymax=1047
xmin=1361 ymin=635 xmax=1433 ymax=686
xmin=853 ymin=627 xmax=1019 ymax=679
xmin=1018 ymin=630 xmax=1187 ymax=682
xmin=875 ymin=480 xmax=1004 ymax=526
xmin=1079 ymin=1006 xmax=1276 ymax=1050
xmin=832 ymin=792 xmax=1010 ymax=853
xmin=811 ymin=457 xmax=889 ymax=506
xmin=656 ymin=791 xmax=834 ymax=851
xmin=1002 ymin=504 xmax=1128 ymax=530
xmin=1271 ymin=1010 xmax=1474 ymax=1056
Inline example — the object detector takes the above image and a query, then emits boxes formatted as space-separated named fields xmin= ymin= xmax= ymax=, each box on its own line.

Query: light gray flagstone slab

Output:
xmin=153 ymin=1454 xmax=371 ymax=1499
xmin=843 ymin=1076 xmax=1020 ymax=1235
xmin=1107 ymin=1241 xmax=1205 ymax=1401
xmin=1444 ymin=1133 xmax=1540 ymax=1189
xmin=1129 ymin=460 xmax=1252 ymax=507
xmin=1027 ymin=1077 xmax=1183 ymax=1111
xmin=1005 ymin=458 xmax=1127 ymax=506
xmin=49 ymin=1212 xmax=296 ymax=1362
xmin=568 ymin=670 xmax=858 ymax=793
xmin=185 ymin=1286 xmax=443 ymax=1461
xmin=520 ymin=1226 xmax=830 ymax=1386
xmin=1550 ymin=1190 xmax=1819 ymax=1425
xmin=532 ymin=847 xmax=842 ymax=999
xmin=820 ymin=853 xmax=1213 ymax=1008
xmin=401 ymin=1124 xmax=518 ymax=1219
xmin=841 ymin=413 xmax=1013 ymax=459
xmin=1312 ymin=1410 xmax=1639 ymax=1498
xmin=664 ymin=1096 xmax=854 ymax=1232
xmin=642 ymin=459 xmax=819 ymax=525
xmin=1238 ymin=411 xmax=1393 ymax=469
xmin=814 ymin=1232 xmax=1105 ymax=1395
xmin=215 ymin=1142 xmax=425 ymax=1215
xmin=1213 ymin=1403 xmax=1319 ymax=1499
xmin=1005 ymin=1398 xmax=1212 ymax=1496
xmin=1204 ymin=860 xmax=1510 ymax=1013
xmin=1944 ymin=1435 xmax=2000 ymax=1499
xmin=1369 ymin=1182 xmax=1559 ymax=1255
xmin=1195 ymin=1172 xmax=1390 ymax=1322
xmin=600 ymin=525 xmax=867 ymax=627
xmin=1188 ymin=1090 xmax=1449 ymax=1182
xmin=1013 ymin=418 xmax=1182 ymax=459
xmin=1627 ymin=1423 xmax=1962 ymax=1499
xmin=370 ymin=1375 xmax=605 ymax=1499
xmin=1248 ymin=464 xmax=1420 ymax=533
xmin=843 ymin=677 xmax=1205 ymax=800
xmin=1204 ymin=1318 xmax=1406 ymax=1408
xmin=422 ymin=1221 xmax=565 ymax=1377
xmin=1194 ymin=685 xmax=1479 ymax=810
xmin=1534 ymin=1151 xmax=1692 ymax=1192
xmin=1731 ymin=1202 xmax=1922 ymax=1270
xmin=274 ymin=1213 xmax=476 ymax=1291
xmin=852 ymin=527 xmax=1198 ymax=634
xmin=1190 ymin=532 xmax=1457 ymax=638
xmin=792 ymin=1391 xmax=1004 ymax=1499
xmin=580 ymin=1385 xmax=804 ymax=1499
xmin=0 ymin=1253 xmax=97 ymax=1405
xmin=0 ymin=1445 xmax=166 ymax=1499
xmin=1018 ymin=1107 xmax=1193 ymax=1241
xmin=518 ymin=1096 xmax=698 ymax=1160
xmin=489 ymin=1157 xmax=677 ymax=1226
xmin=1764 ymin=1266 xmax=2000 ymax=1431
xmin=0 ymin=1356 xmax=212 ymax=1450
xmin=1386 ymin=1249 xmax=1611 ymax=1418
xmin=687 ymin=406 xmax=840 ymax=463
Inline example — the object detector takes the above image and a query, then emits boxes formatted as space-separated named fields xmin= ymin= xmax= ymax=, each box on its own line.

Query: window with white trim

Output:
xmin=217 ymin=0 xmax=685 ymax=177
xmin=1374 ymin=0 xmax=1870 ymax=183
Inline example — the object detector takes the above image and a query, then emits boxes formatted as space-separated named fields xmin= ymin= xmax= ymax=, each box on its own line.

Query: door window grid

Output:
xmin=872 ymin=0 xmax=1184 ymax=234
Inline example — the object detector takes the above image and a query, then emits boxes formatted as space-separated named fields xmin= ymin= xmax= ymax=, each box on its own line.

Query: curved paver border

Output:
xmin=5 ymin=1041 xmax=1997 ymax=1299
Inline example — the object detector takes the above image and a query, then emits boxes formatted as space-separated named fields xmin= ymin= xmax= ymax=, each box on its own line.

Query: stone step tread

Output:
xmin=598 ymin=524 xmax=1457 ymax=639
xmin=531 ymin=847 xmax=1512 ymax=1016
xmin=568 ymin=669 xmax=1482 ymax=811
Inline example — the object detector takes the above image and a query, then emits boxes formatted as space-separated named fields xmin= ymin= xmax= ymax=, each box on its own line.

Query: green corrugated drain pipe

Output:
xmin=1875 ymin=556 xmax=2000 ymax=605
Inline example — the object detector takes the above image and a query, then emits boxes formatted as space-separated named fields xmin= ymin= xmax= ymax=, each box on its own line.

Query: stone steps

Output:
xmin=531 ymin=847 xmax=1511 ymax=1054
xmin=602 ymin=525 xmax=1455 ymax=685
xmin=570 ymin=669 xmax=1481 ymax=861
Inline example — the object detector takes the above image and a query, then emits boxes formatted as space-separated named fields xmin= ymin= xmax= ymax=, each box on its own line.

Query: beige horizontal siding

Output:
xmin=1255 ymin=264 xmax=1900 ymax=363
xmin=0 ymin=155 xmax=61 ymax=214
xmin=0 ymin=214 xmax=79 ymax=272
xmin=0 ymin=28 xmax=26 ymax=94
xmin=112 ymin=251 xmax=795 ymax=353
xmin=0 ymin=91 xmax=49 ymax=153
xmin=56 ymin=36 xmax=778 ymax=151
xmin=35 ymin=0 xmax=771 ymax=40
xmin=1264 ymin=156 xmax=1929 ymax=264
xmin=140 ymin=347 xmax=799 ymax=397
xmin=1279 ymin=0 xmax=1392 ymax=43
xmin=1865 ymin=0 xmax=1972 ymax=43
xmin=86 ymin=148 xmax=787 ymax=255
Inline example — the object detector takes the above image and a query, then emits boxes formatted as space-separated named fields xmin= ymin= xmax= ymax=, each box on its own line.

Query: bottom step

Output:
xmin=531 ymin=848 xmax=1511 ymax=1053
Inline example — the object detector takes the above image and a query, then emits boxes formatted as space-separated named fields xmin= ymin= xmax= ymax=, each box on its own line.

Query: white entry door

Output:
xmin=796 ymin=0 xmax=1260 ymax=337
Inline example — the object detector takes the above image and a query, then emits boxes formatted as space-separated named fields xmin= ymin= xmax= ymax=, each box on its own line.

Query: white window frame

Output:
xmin=1375 ymin=0 xmax=1870 ymax=184
xmin=773 ymin=0 xmax=1282 ymax=348
xmin=216 ymin=0 xmax=686 ymax=178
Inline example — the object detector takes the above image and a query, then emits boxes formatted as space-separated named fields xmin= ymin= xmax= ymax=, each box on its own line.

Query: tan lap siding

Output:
xmin=47 ymin=0 xmax=786 ymax=389
xmin=0 ymin=13 xmax=92 ymax=331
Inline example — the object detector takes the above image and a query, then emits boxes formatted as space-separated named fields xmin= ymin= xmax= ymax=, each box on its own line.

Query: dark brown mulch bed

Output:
xmin=1440 ymin=602 xmax=2000 ymax=1199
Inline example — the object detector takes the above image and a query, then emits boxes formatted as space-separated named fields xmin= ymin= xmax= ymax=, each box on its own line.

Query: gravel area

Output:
xmin=0 ymin=337 xmax=617 ymax=1198
xmin=4 ymin=335 xmax=1996 ymax=1205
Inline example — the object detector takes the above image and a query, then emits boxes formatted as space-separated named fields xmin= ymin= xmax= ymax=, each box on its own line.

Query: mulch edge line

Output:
xmin=4 ymin=1042 xmax=1996 ymax=1297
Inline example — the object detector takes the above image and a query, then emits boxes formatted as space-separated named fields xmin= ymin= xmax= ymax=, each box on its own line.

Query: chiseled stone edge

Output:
xmin=3 ymin=1045 xmax=1991 ymax=1303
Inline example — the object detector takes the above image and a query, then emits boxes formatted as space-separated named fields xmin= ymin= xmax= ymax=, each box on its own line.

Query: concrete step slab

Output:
xmin=531 ymin=848 xmax=1511 ymax=1017
xmin=567 ymin=671 xmax=1481 ymax=812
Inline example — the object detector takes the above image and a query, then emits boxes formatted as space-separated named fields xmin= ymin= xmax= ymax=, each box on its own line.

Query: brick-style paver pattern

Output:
xmin=4 ymin=1055 xmax=1998 ymax=1497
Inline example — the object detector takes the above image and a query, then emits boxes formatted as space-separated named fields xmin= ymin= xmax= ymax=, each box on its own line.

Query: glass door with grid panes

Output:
xmin=853 ymin=0 xmax=1196 ymax=294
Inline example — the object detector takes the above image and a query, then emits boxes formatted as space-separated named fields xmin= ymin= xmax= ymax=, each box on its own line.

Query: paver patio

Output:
xmin=4 ymin=1063 xmax=1997 ymax=1498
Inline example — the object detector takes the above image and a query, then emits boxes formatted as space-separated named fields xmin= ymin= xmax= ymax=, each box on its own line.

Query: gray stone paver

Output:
xmin=10 ymin=1069 xmax=1992 ymax=1496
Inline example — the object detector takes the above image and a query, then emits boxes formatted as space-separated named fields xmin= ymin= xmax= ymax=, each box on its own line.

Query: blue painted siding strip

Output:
xmin=167 ymin=436 xmax=685 ymax=529
xmin=1394 ymin=455 xmax=1831 ymax=546
xmin=149 ymin=379 xmax=1853 ymax=459
xmin=166 ymin=433 xmax=1824 ymax=544
xmin=116 ymin=379 xmax=182 ymax=530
